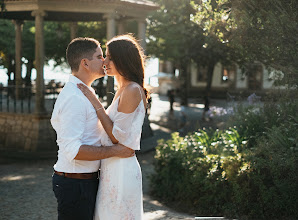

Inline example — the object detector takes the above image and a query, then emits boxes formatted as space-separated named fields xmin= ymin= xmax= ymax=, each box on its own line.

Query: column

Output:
xmin=105 ymin=13 xmax=117 ymax=105
xmin=117 ymin=19 xmax=125 ymax=35
xmin=138 ymin=19 xmax=147 ymax=52
xmin=13 ymin=20 xmax=23 ymax=100
xmin=106 ymin=13 xmax=116 ymax=40
xmin=69 ymin=22 xmax=78 ymax=40
xmin=32 ymin=10 xmax=47 ymax=114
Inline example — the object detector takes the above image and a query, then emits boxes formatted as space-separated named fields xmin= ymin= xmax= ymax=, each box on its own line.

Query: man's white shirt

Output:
xmin=51 ymin=75 xmax=102 ymax=173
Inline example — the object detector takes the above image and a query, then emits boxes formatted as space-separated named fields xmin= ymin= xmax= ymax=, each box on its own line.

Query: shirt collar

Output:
xmin=69 ymin=75 xmax=96 ymax=94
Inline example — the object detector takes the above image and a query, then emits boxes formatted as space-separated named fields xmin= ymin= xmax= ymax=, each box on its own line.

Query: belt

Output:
xmin=54 ymin=170 xmax=99 ymax=180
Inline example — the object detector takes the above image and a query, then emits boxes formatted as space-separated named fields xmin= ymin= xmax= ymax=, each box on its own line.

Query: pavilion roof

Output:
xmin=1 ymin=0 xmax=159 ymax=21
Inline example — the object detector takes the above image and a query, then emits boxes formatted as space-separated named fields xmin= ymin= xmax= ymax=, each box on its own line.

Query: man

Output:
xmin=51 ymin=37 xmax=134 ymax=220
xmin=167 ymin=89 xmax=175 ymax=113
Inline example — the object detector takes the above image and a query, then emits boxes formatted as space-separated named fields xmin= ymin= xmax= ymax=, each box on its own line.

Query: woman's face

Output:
xmin=104 ymin=48 xmax=119 ymax=76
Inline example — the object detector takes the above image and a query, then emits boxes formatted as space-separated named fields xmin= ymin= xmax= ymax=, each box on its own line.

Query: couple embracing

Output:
xmin=51 ymin=34 xmax=148 ymax=220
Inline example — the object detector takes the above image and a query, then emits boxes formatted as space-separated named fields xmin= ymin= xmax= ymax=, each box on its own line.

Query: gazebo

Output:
xmin=2 ymin=0 xmax=158 ymax=113
xmin=0 ymin=0 xmax=158 ymax=157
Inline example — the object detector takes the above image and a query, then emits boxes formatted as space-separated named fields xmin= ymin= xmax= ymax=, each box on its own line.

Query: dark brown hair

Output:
xmin=106 ymin=34 xmax=149 ymax=100
xmin=66 ymin=37 xmax=100 ymax=72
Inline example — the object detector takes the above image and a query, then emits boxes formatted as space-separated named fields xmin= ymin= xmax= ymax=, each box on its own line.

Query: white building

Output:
xmin=157 ymin=60 xmax=284 ymax=99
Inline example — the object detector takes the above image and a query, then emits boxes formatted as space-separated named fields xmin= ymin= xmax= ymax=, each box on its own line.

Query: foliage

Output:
xmin=0 ymin=19 xmax=108 ymax=84
xmin=0 ymin=19 xmax=15 ymax=70
xmin=151 ymin=99 xmax=298 ymax=219
xmin=43 ymin=22 xmax=70 ymax=65
xmin=22 ymin=21 xmax=35 ymax=61
xmin=151 ymin=128 xmax=248 ymax=216
xmin=191 ymin=0 xmax=298 ymax=86
xmin=147 ymin=0 xmax=232 ymax=98
xmin=0 ymin=0 xmax=6 ymax=14
xmin=225 ymin=115 xmax=298 ymax=219
xmin=229 ymin=94 xmax=298 ymax=149
xmin=77 ymin=21 xmax=106 ymax=48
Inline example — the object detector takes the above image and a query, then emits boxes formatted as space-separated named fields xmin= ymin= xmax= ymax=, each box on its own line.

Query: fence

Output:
xmin=0 ymin=85 xmax=60 ymax=114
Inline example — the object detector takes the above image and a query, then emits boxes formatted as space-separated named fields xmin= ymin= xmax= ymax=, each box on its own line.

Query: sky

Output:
xmin=0 ymin=58 xmax=159 ymax=87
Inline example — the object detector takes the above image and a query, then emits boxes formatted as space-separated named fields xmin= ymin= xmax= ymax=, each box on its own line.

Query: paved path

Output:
xmin=0 ymin=152 xmax=195 ymax=220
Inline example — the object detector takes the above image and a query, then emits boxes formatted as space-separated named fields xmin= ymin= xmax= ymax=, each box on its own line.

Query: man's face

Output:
xmin=88 ymin=46 xmax=105 ymax=78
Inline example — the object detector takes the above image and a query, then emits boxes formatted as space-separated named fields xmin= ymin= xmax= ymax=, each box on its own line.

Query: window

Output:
xmin=222 ymin=65 xmax=235 ymax=83
xmin=222 ymin=68 xmax=229 ymax=82
xmin=197 ymin=66 xmax=208 ymax=82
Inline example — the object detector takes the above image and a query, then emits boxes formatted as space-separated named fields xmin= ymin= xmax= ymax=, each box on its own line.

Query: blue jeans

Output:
xmin=52 ymin=173 xmax=99 ymax=220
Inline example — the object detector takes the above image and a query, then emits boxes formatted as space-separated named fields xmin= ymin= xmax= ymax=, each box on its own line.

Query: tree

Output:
xmin=0 ymin=19 xmax=15 ymax=83
xmin=147 ymin=0 xmax=198 ymax=103
xmin=22 ymin=21 xmax=35 ymax=86
xmin=147 ymin=0 xmax=232 ymax=102
xmin=191 ymin=0 xmax=298 ymax=86
xmin=44 ymin=22 xmax=70 ymax=65
xmin=0 ymin=20 xmax=108 ymax=86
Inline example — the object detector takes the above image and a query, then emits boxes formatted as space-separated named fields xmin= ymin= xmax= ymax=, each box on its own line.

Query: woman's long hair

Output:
xmin=106 ymin=34 xmax=149 ymax=100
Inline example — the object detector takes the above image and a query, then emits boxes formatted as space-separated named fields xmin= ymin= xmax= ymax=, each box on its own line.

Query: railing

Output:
xmin=0 ymin=85 xmax=60 ymax=114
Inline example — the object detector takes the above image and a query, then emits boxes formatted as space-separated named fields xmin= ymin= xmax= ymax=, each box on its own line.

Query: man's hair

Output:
xmin=66 ymin=37 xmax=100 ymax=72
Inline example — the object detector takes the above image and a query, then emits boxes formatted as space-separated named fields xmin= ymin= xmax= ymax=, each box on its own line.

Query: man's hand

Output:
xmin=111 ymin=144 xmax=135 ymax=158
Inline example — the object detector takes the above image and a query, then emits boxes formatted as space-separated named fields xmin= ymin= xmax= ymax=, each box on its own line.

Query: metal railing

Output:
xmin=0 ymin=85 xmax=60 ymax=114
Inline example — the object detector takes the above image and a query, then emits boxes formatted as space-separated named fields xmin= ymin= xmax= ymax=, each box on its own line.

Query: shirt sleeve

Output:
xmin=112 ymin=112 xmax=141 ymax=150
xmin=57 ymin=95 xmax=87 ymax=161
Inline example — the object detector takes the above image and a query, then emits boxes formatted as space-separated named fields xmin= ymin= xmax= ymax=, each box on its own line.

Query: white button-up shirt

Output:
xmin=51 ymin=75 xmax=102 ymax=173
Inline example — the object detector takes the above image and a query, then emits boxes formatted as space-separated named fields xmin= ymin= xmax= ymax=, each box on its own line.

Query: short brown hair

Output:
xmin=66 ymin=37 xmax=100 ymax=72
xmin=106 ymin=34 xmax=149 ymax=99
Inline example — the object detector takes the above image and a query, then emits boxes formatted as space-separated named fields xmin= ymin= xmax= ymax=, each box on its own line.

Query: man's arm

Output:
xmin=74 ymin=144 xmax=135 ymax=161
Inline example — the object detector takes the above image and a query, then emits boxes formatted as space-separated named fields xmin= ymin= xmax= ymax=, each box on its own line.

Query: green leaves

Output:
xmin=152 ymin=127 xmax=248 ymax=215
xmin=151 ymin=98 xmax=298 ymax=218
xmin=190 ymin=0 xmax=298 ymax=86
xmin=0 ymin=20 xmax=15 ymax=69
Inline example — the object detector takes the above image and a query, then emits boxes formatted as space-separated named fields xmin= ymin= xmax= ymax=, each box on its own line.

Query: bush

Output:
xmin=151 ymin=128 xmax=248 ymax=216
xmin=226 ymin=118 xmax=298 ymax=219
xmin=150 ymin=99 xmax=298 ymax=219
xmin=230 ymin=96 xmax=297 ymax=149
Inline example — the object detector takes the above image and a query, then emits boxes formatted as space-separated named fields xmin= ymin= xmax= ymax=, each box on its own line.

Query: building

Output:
xmin=157 ymin=60 xmax=284 ymax=99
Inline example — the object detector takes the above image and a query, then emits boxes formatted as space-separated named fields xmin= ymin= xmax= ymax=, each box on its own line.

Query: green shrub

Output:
xmin=230 ymin=100 xmax=297 ymax=149
xmin=226 ymin=118 xmax=298 ymax=219
xmin=151 ymin=129 xmax=248 ymax=216
xmin=151 ymin=100 xmax=298 ymax=219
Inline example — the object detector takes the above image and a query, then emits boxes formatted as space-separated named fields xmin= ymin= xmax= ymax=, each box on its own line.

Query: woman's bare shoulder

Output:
xmin=118 ymin=83 xmax=143 ymax=113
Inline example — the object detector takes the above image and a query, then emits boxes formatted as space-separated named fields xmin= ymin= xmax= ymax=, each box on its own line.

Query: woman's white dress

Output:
xmin=94 ymin=89 xmax=145 ymax=220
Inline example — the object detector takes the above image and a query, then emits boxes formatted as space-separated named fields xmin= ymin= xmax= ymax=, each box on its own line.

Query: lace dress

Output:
xmin=94 ymin=89 xmax=145 ymax=220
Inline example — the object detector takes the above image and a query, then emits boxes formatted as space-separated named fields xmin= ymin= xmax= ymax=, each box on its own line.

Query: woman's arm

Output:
xmin=77 ymin=83 xmax=144 ymax=145
xmin=77 ymin=83 xmax=118 ymax=144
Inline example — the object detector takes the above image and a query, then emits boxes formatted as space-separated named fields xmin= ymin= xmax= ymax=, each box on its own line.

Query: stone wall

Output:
xmin=0 ymin=113 xmax=57 ymax=158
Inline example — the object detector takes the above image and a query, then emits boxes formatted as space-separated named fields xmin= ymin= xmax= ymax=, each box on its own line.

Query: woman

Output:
xmin=77 ymin=34 xmax=148 ymax=220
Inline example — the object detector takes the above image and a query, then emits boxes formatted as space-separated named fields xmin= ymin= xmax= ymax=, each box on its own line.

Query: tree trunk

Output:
xmin=94 ymin=77 xmax=105 ymax=98
xmin=25 ymin=59 xmax=33 ymax=86
xmin=179 ymin=59 xmax=189 ymax=105
xmin=141 ymin=113 xmax=153 ymax=139
xmin=205 ymin=62 xmax=216 ymax=94
xmin=106 ymin=76 xmax=114 ymax=106
xmin=7 ymin=55 xmax=14 ymax=82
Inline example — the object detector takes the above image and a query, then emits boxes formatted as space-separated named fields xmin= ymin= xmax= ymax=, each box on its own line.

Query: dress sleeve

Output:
xmin=112 ymin=111 xmax=142 ymax=150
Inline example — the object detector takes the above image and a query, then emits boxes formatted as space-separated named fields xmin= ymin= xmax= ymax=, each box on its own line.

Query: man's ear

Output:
xmin=80 ymin=59 xmax=89 ymax=69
